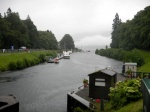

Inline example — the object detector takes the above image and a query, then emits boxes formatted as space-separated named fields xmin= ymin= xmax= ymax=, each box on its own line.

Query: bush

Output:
xmin=109 ymin=79 xmax=142 ymax=110
xmin=38 ymin=54 xmax=45 ymax=62
xmin=95 ymin=48 xmax=144 ymax=67
xmin=23 ymin=58 xmax=31 ymax=67
xmin=16 ymin=60 xmax=26 ymax=70
xmin=0 ymin=66 xmax=7 ymax=72
xmin=34 ymin=58 xmax=40 ymax=65
xmin=74 ymin=107 xmax=91 ymax=112
xmin=8 ymin=62 xmax=17 ymax=70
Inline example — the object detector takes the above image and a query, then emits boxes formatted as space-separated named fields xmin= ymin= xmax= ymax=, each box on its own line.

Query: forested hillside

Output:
xmin=0 ymin=8 xmax=58 ymax=49
xmin=111 ymin=6 xmax=150 ymax=50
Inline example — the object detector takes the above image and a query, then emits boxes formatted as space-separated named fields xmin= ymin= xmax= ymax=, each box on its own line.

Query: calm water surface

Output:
xmin=0 ymin=52 xmax=123 ymax=112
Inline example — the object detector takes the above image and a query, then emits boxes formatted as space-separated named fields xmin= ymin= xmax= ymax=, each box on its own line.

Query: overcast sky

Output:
xmin=1 ymin=0 xmax=150 ymax=50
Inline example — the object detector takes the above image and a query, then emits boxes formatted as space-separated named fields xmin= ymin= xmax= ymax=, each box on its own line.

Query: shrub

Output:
xmin=23 ymin=58 xmax=31 ymax=67
xmin=34 ymin=58 xmax=40 ymax=65
xmin=16 ymin=60 xmax=26 ymax=70
xmin=8 ymin=62 xmax=17 ymax=70
xmin=30 ymin=60 xmax=35 ymax=66
xmin=74 ymin=107 xmax=91 ymax=112
xmin=38 ymin=54 xmax=45 ymax=62
xmin=0 ymin=66 xmax=7 ymax=72
xmin=95 ymin=48 xmax=144 ymax=67
xmin=109 ymin=79 xmax=142 ymax=110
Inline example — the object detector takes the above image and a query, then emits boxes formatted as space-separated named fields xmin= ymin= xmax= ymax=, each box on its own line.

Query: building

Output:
xmin=122 ymin=63 xmax=137 ymax=76
xmin=88 ymin=68 xmax=117 ymax=99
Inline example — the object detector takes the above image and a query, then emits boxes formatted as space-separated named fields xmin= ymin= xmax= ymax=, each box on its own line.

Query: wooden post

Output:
xmin=100 ymin=99 xmax=104 ymax=111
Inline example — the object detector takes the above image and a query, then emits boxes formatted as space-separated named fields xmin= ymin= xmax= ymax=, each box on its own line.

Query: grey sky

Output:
xmin=1 ymin=0 xmax=150 ymax=49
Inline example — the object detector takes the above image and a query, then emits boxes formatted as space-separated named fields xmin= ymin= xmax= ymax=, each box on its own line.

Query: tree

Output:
xmin=38 ymin=31 xmax=58 ymax=49
xmin=0 ymin=16 xmax=10 ymax=48
xmin=23 ymin=16 xmax=39 ymax=48
xmin=26 ymin=15 xmax=31 ymax=20
xmin=110 ymin=13 xmax=121 ymax=48
xmin=6 ymin=8 xmax=12 ymax=17
xmin=59 ymin=34 xmax=75 ymax=50
xmin=110 ymin=6 xmax=150 ymax=50
xmin=3 ymin=8 xmax=28 ymax=49
xmin=112 ymin=13 xmax=121 ymax=31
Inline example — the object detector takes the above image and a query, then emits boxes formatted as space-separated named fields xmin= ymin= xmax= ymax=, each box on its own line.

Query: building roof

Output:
xmin=101 ymin=69 xmax=117 ymax=76
xmin=88 ymin=68 xmax=117 ymax=76
xmin=143 ymin=78 xmax=150 ymax=90
xmin=124 ymin=63 xmax=137 ymax=66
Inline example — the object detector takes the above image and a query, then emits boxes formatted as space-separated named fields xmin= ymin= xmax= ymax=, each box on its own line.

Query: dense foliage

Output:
xmin=0 ymin=8 xmax=58 ymax=49
xmin=74 ymin=107 xmax=91 ymax=112
xmin=95 ymin=48 xmax=144 ymax=67
xmin=38 ymin=30 xmax=58 ymax=50
xmin=59 ymin=34 xmax=75 ymax=50
xmin=109 ymin=79 xmax=142 ymax=110
xmin=110 ymin=6 xmax=150 ymax=50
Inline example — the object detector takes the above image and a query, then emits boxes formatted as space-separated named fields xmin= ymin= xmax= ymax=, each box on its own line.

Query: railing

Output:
xmin=141 ymin=79 xmax=150 ymax=112
xmin=122 ymin=72 xmax=150 ymax=79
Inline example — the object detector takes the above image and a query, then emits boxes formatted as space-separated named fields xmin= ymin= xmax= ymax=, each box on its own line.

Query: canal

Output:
xmin=0 ymin=51 xmax=123 ymax=112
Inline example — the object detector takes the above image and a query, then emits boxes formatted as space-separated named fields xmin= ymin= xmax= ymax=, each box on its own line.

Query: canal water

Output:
xmin=0 ymin=51 xmax=123 ymax=112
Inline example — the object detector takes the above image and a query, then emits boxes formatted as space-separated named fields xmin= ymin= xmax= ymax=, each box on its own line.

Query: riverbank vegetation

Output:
xmin=0 ymin=50 xmax=57 ymax=72
xmin=95 ymin=48 xmax=144 ymax=67
xmin=109 ymin=79 xmax=142 ymax=110
xmin=0 ymin=8 xmax=58 ymax=50
xmin=0 ymin=8 xmax=76 ymax=51
xmin=111 ymin=6 xmax=150 ymax=51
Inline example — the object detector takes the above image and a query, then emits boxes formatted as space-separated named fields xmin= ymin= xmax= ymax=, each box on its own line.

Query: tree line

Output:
xmin=0 ymin=8 xmax=75 ymax=50
xmin=95 ymin=48 xmax=144 ymax=67
xmin=111 ymin=6 xmax=150 ymax=50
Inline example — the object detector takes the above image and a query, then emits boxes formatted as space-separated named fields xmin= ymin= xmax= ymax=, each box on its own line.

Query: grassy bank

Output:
xmin=138 ymin=50 xmax=150 ymax=72
xmin=102 ymin=98 xmax=143 ymax=112
xmin=0 ymin=50 xmax=57 ymax=72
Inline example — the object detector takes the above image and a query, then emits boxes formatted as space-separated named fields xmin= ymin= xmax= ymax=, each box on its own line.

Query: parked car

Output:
xmin=19 ymin=46 xmax=26 ymax=51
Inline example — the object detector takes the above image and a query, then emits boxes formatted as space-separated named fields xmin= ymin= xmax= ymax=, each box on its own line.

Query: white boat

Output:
xmin=63 ymin=51 xmax=70 ymax=59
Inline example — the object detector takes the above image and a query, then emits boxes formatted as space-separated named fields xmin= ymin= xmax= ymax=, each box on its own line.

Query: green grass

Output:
xmin=138 ymin=50 xmax=150 ymax=72
xmin=116 ymin=99 xmax=143 ymax=112
xmin=96 ymin=99 xmax=142 ymax=112
xmin=0 ymin=50 xmax=57 ymax=71
xmin=77 ymin=99 xmax=143 ymax=112
xmin=0 ymin=53 xmax=34 ymax=68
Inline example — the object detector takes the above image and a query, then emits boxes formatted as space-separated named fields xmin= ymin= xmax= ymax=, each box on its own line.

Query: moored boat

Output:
xmin=47 ymin=57 xmax=54 ymax=63
xmin=63 ymin=51 xmax=70 ymax=59
xmin=54 ymin=58 xmax=59 ymax=63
